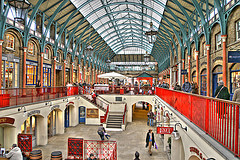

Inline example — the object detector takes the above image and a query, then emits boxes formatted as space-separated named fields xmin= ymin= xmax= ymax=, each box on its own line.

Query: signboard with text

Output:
xmin=228 ymin=51 xmax=240 ymax=63
xmin=181 ymin=69 xmax=188 ymax=75
xmin=157 ymin=127 xmax=174 ymax=134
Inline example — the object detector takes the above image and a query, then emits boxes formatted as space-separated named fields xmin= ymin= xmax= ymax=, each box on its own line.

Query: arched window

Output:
xmin=44 ymin=48 xmax=49 ymax=59
xmin=6 ymin=34 xmax=15 ymax=50
xmin=236 ymin=19 xmax=240 ymax=41
xmin=28 ymin=41 xmax=34 ymax=55
xmin=56 ymin=51 xmax=61 ymax=62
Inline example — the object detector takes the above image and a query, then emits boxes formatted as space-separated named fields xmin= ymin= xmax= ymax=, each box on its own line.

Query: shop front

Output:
xmin=0 ymin=117 xmax=15 ymax=149
xmin=21 ymin=116 xmax=37 ymax=147
xmin=73 ymin=69 xmax=77 ymax=83
xmin=79 ymin=106 xmax=86 ymax=124
xmin=43 ymin=64 xmax=51 ymax=87
xmin=212 ymin=65 xmax=223 ymax=97
xmin=48 ymin=110 xmax=56 ymax=138
xmin=26 ymin=60 xmax=38 ymax=86
xmin=200 ymin=69 xmax=207 ymax=96
xmin=56 ymin=64 xmax=62 ymax=86
xmin=230 ymin=63 xmax=240 ymax=99
xmin=65 ymin=68 xmax=70 ymax=84
xmin=1 ymin=54 xmax=19 ymax=88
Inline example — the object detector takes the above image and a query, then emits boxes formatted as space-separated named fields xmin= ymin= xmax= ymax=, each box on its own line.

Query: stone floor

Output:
xmin=35 ymin=104 xmax=168 ymax=160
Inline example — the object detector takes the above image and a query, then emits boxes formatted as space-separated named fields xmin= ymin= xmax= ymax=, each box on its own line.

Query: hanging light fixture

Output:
xmin=145 ymin=22 xmax=158 ymax=44
xmin=171 ymin=123 xmax=187 ymax=140
xmin=8 ymin=0 xmax=31 ymax=24
xmin=85 ymin=44 xmax=94 ymax=58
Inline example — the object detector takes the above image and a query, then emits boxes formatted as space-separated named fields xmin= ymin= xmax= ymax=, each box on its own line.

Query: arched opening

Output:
xmin=0 ymin=123 xmax=16 ymax=149
xmin=132 ymin=101 xmax=152 ymax=122
xmin=188 ymin=155 xmax=200 ymax=160
xmin=64 ymin=104 xmax=74 ymax=128
xmin=212 ymin=65 xmax=223 ymax=97
xmin=200 ymin=69 xmax=207 ymax=96
xmin=48 ymin=109 xmax=63 ymax=138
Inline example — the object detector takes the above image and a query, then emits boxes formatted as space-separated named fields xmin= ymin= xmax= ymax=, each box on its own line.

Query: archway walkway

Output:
xmin=35 ymin=114 xmax=168 ymax=160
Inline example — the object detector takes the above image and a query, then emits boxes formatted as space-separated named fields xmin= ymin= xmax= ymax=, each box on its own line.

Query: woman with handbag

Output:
xmin=145 ymin=129 xmax=155 ymax=156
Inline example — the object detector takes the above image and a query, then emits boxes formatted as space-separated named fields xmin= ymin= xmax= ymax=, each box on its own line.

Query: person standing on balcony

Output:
xmin=214 ymin=80 xmax=230 ymax=100
xmin=145 ymin=129 xmax=155 ymax=156
xmin=233 ymin=81 xmax=240 ymax=102
xmin=174 ymin=82 xmax=181 ymax=91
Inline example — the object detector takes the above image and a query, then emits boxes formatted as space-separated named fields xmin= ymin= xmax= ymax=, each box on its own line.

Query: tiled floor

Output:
xmin=35 ymin=104 xmax=168 ymax=160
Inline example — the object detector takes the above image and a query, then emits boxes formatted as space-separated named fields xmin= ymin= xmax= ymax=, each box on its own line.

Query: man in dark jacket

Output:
xmin=97 ymin=126 xmax=106 ymax=140
xmin=174 ymin=82 xmax=181 ymax=91
xmin=214 ymin=80 xmax=230 ymax=100
xmin=145 ymin=129 xmax=155 ymax=156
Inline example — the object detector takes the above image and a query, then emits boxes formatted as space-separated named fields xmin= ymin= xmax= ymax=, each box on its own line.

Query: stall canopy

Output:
xmin=98 ymin=72 xmax=128 ymax=80
xmin=136 ymin=72 xmax=153 ymax=86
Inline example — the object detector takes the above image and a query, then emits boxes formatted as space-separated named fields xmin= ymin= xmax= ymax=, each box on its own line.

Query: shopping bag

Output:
xmin=154 ymin=142 xmax=158 ymax=149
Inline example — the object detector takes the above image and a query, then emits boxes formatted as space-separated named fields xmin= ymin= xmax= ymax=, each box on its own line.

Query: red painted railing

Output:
xmin=0 ymin=87 xmax=80 ymax=108
xmin=84 ymin=140 xmax=117 ymax=160
xmin=156 ymin=87 xmax=240 ymax=157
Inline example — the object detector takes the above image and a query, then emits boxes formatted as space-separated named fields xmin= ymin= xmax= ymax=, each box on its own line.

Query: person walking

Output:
xmin=134 ymin=151 xmax=140 ymax=160
xmin=97 ymin=126 xmax=106 ymax=140
xmin=147 ymin=110 xmax=154 ymax=126
xmin=5 ymin=144 xmax=23 ymax=160
xmin=145 ymin=129 xmax=155 ymax=156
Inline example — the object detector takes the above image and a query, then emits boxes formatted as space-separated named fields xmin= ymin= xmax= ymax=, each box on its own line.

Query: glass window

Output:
xmin=28 ymin=42 xmax=34 ymax=55
xmin=26 ymin=65 xmax=37 ymax=85
xmin=236 ymin=20 xmax=240 ymax=41
xmin=56 ymin=52 xmax=61 ymax=62
xmin=21 ymin=116 xmax=36 ymax=136
xmin=6 ymin=34 xmax=15 ymax=50
xmin=231 ymin=63 xmax=240 ymax=94
xmin=44 ymin=48 xmax=49 ymax=59
xmin=43 ymin=68 xmax=51 ymax=87
xmin=216 ymin=33 xmax=221 ymax=50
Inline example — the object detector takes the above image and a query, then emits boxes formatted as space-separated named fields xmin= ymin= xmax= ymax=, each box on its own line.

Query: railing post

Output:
xmin=205 ymin=99 xmax=209 ymax=133
xmin=235 ymin=105 xmax=239 ymax=156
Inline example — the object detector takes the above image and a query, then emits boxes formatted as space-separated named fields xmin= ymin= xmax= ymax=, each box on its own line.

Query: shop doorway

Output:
xmin=48 ymin=110 xmax=57 ymax=138
xmin=212 ymin=65 xmax=223 ymax=97
xmin=200 ymin=69 xmax=207 ymax=96
xmin=56 ymin=70 xmax=62 ymax=86
xmin=132 ymin=101 xmax=152 ymax=121
xmin=65 ymin=105 xmax=74 ymax=128
xmin=1 ymin=60 xmax=19 ymax=88
xmin=21 ymin=116 xmax=38 ymax=147
xmin=0 ymin=125 xmax=16 ymax=149
xmin=79 ymin=106 xmax=86 ymax=124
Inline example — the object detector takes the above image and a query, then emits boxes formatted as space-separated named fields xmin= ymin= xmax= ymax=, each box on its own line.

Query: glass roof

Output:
xmin=70 ymin=0 xmax=167 ymax=54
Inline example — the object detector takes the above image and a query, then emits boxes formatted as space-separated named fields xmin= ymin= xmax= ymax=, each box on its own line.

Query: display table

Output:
xmin=94 ymin=84 xmax=109 ymax=94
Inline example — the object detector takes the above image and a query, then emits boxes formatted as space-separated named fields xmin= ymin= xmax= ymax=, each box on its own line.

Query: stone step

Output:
xmin=106 ymin=125 xmax=122 ymax=128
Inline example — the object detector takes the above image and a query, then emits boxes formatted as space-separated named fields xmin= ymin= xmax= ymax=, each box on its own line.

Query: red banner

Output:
xmin=157 ymin=127 xmax=174 ymax=134
xmin=0 ymin=117 xmax=15 ymax=124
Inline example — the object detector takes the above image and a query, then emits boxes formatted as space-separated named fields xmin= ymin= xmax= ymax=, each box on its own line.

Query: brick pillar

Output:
xmin=40 ymin=52 xmax=44 ymax=86
xmin=23 ymin=47 xmax=28 ymax=88
xmin=71 ymin=62 xmax=74 ymax=83
xmin=195 ymin=51 xmax=199 ymax=87
xmin=206 ymin=44 xmax=211 ymax=96
xmin=63 ymin=60 xmax=66 ymax=86
xmin=83 ymin=66 xmax=86 ymax=83
xmin=78 ymin=64 xmax=81 ymax=83
xmin=0 ymin=40 xmax=3 ymax=88
xmin=53 ymin=57 xmax=56 ymax=87
xmin=222 ymin=35 xmax=227 ymax=86
xmin=182 ymin=59 xmax=185 ymax=83
xmin=188 ymin=56 xmax=191 ymax=82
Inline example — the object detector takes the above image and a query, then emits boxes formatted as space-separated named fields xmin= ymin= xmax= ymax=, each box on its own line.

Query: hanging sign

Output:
xmin=18 ymin=134 xmax=32 ymax=153
xmin=157 ymin=127 xmax=174 ymax=134
xmin=0 ymin=117 xmax=15 ymax=125
xmin=228 ymin=51 xmax=240 ymax=63
xmin=181 ymin=69 xmax=188 ymax=75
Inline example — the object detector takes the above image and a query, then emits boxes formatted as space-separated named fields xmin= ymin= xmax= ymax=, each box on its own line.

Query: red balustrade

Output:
xmin=84 ymin=140 xmax=117 ymax=160
xmin=156 ymin=87 xmax=240 ymax=157
xmin=0 ymin=87 xmax=80 ymax=108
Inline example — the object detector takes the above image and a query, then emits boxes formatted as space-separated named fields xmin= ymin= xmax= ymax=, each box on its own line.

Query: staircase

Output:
xmin=106 ymin=112 xmax=124 ymax=131
xmin=80 ymin=95 xmax=106 ymax=112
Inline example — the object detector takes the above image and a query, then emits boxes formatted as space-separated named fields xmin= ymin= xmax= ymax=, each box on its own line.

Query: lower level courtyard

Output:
xmin=35 ymin=107 xmax=168 ymax=160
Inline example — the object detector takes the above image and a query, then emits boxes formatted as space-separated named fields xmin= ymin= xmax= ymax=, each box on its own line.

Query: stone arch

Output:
xmin=188 ymin=155 xmax=200 ymax=160
xmin=226 ymin=5 xmax=240 ymax=45
xmin=171 ymin=137 xmax=185 ymax=160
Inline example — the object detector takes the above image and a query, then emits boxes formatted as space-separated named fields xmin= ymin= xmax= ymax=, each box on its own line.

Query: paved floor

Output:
xmin=35 ymin=103 xmax=168 ymax=160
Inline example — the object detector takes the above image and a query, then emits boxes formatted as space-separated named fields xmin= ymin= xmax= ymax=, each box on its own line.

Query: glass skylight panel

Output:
xmin=70 ymin=0 xmax=167 ymax=54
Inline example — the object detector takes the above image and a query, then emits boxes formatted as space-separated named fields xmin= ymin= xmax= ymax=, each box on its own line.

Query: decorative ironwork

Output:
xmin=145 ymin=22 xmax=158 ymax=44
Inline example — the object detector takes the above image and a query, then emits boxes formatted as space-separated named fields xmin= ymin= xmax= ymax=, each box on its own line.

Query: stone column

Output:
xmin=36 ymin=116 xmax=48 ymax=145
xmin=53 ymin=57 xmax=56 ymax=87
xmin=195 ymin=51 xmax=199 ymax=87
xmin=63 ymin=60 xmax=66 ymax=86
xmin=0 ymin=40 xmax=3 ymax=88
xmin=22 ymin=47 xmax=28 ymax=88
xmin=206 ymin=44 xmax=211 ymax=96
xmin=188 ymin=56 xmax=191 ymax=82
xmin=222 ymin=35 xmax=227 ymax=86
